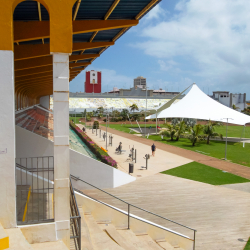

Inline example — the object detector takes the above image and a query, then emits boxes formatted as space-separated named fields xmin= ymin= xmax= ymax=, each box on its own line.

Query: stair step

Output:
xmin=0 ymin=223 xmax=9 ymax=250
xmin=84 ymin=214 xmax=124 ymax=250
xmin=5 ymin=228 xmax=33 ymax=250
xmin=137 ymin=235 xmax=163 ymax=250
xmin=117 ymin=229 xmax=152 ymax=250
xmin=79 ymin=207 xmax=95 ymax=250
xmin=104 ymin=224 xmax=138 ymax=250
xmin=156 ymin=240 xmax=174 ymax=250
xmin=173 ymin=246 xmax=184 ymax=249
xmin=32 ymin=241 xmax=68 ymax=250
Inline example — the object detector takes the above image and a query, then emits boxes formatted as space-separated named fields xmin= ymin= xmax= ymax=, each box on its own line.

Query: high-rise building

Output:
xmin=85 ymin=70 xmax=102 ymax=93
xmin=134 ymin=76 xmax=146 ymax=89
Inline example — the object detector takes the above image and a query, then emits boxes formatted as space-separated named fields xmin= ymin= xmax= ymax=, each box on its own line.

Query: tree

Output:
xmin=120 ymin=109 xmax=129 ymax=121
xmin=188 ymin=124 xmax=205 ymax=146
xmin=242 ymin=107 xmax=250 ymax=116
xmin=159 ymin=124 xmax=177 ymax=141
xmin=175 ymin=121 xmax=187 ymax=141
xmin=232 ymin=104 xmax=240 ymax=110
xmin=183 ymin=118 xmax=196 ymax=128
xmin=83 ymin=109 xmax=87 ymax=117
xmin=203 ymin=120 xmax=223 ymax=144
xmin=97 ymin=106 xmax=104 ymax=114
xmin=129 ymin=104 xmax=139 ymax=113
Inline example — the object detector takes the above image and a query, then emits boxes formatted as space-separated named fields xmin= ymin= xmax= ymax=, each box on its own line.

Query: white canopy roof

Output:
xmin=146 ymin=84 xmax=250 ymax=125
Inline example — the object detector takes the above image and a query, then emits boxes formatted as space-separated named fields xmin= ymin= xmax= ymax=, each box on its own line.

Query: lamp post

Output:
xmin=106 ymin=112 xmax=109 ymax=150
xmin=144 ymin=85 xmax=148 ymax=137
xmin=222 ymin=118 xmax=233 ymax=160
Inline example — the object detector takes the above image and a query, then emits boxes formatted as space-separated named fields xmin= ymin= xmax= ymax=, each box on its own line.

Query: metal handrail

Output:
xmin=70 ymin=177 xmax=81 ymax=250
xmin=71 ymin=175 xmax=196 ymax=249
xmin=15 ymin=156 xmax=54 ymax=225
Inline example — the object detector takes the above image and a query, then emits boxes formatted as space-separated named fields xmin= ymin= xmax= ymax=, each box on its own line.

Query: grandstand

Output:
xmin=51 ymin=97 xmax=180 ymax=111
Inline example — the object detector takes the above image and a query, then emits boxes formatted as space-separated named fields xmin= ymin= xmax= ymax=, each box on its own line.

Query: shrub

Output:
xmin=70 ymin=121 xmax=117 ymax=168
xmin=93 ymin=121 xmax=99 ymax=129
xmin=86 ymin=116 xmax=91 ymax=121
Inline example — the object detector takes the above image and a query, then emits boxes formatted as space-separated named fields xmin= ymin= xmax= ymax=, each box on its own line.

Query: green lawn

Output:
xmin=101 ymin=124 xmax=139 ymax=134
xmin=148 ymin=135 xmax=250 ymax=168
xmin=215 ymin=125 xmax=250 ymax=138
xmin=102 ymin=122 xmax=250 ymax=138
xmin=161 ymin=162 xmax=250 ymax=185
xmin=244 ymin=238 xmax=250 ymax=250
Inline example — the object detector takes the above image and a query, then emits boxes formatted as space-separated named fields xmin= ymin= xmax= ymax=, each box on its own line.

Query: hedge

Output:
xmin=70 ymin=121 xmax=117 ymax=168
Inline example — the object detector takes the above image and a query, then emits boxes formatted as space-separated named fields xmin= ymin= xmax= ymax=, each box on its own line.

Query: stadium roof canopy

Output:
xmin=146 ymin=84 xmax=250 ymax=125
xmin=8 ymin=0 xmax=161 ymax=104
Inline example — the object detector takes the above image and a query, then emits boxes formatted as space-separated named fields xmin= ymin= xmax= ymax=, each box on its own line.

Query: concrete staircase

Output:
xmin=79 ymin=206 xmax=185 ymax=250
xmin=0 ymin=223 xmax=67 ymax=250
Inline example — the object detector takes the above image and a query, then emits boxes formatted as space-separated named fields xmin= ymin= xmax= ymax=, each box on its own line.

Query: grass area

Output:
xmin=101 ymin=122 xmax=250 ymax=138
xmin=161 ymin=162 xmax=250 ymax=185
xmin=101 ymin=124 xmax=139 ymax=134
xmin=215 ymin=125 xmax=250 ymax=138
xmin=69 ymin=116 xmax=86 ymax=124
xmin=244 ymin=238 xmax=250 ymax=250
xmin=148 ymin=135 xmax=250 ymax=167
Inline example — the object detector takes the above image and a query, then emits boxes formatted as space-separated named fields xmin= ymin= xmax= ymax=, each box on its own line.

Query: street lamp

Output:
xmin=105 ymin=112 xmax=109 ymax=150
xmin=222 ymin=118 xmax=233 ymax=160
xmin=144 ymin=85 xmax=148 ymax=137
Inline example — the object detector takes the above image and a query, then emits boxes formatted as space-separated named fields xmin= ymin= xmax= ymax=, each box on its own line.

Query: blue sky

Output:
xmin=70 ymin=0 xmax=250 ymax=99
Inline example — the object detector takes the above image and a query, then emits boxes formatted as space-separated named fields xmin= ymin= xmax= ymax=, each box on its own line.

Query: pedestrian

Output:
xmin=151 ymin=143 xmax=156 ymax=156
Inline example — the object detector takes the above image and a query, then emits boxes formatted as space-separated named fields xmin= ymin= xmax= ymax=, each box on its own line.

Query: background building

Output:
xmin=211 ymin=91 xmax=247 ymax=110
xmin=85 ymin=70 xmax=102 ymax=93
xmin=134 ymin=76 xmax=146 ymax=89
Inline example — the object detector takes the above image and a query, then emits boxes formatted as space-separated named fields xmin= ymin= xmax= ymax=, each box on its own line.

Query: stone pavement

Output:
xmin=78 ymin=124 xmax=192 ymax=178
xmin=97 ymin=126 xmax=250 ymax=180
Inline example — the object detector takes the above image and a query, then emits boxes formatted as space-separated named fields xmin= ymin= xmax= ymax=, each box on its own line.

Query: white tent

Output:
xmin=146 ymin=83 xmax=250 ymax=126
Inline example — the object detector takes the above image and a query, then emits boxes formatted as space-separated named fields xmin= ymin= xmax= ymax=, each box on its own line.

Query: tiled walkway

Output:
xmin=80 ymin=124 xmax=192 ymax=178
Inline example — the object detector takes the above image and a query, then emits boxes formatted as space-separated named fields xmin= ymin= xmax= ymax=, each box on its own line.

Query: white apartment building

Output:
xmin=211 ymin=91 xmax=247 ymax=111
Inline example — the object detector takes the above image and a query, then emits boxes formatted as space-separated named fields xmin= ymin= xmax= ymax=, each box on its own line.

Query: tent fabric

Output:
xmin=146 ymin=84 xmax=250 ymax=125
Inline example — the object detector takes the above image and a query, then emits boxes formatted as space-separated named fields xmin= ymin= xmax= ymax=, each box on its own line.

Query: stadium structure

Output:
xmin=0 ymin=0 xmax=196 ymax=250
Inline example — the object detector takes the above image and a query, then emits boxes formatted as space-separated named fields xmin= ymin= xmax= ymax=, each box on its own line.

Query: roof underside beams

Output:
xmin=13 ymin=0 xmax=161 ymax=101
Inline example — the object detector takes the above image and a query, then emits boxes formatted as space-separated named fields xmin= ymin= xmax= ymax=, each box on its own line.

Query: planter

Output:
xmin=70 ymin=121 xmax=117 ymax=168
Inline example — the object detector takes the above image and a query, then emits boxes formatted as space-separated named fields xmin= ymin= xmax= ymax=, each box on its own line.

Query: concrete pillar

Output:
xmin=0 ymin=50 xmax=16 ymax=228
xmin=40 ymin=95 xmax=50 ymax=109
xmin=53 ymin=53 xmax=70 ymax=247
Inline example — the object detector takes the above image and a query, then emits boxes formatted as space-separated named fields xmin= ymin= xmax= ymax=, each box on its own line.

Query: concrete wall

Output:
xmin=40 ymin=95 xmax=50 ymax=110
xmin=16 ymin=126 xmax=135 ymax=189
xmin=0 ymin=50 xmax=16 ymax=228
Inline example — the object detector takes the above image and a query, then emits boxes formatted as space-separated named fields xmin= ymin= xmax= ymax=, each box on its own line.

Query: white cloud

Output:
xmin=132 ymin=0 xmax=250 ymax=92
xmin=144 ymin=5 xmax=166 ymax=21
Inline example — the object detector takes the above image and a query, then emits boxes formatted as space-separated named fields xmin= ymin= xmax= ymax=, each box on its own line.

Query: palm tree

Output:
xmin=129 ymin=104 xmax=139 ymax=113
xmin=120 ymin=109 xmax=129 ymax=121
xmin=159 ymin=124 xmax=177 ymax=141
xmin=203 ymin=120 xmax=223 ymax=144
xmin=188 ymin=124 xmax=205 ymax=146
xmin=232 ymin=104 xmax=240 ymax=110
xmin=175 ymin=120 xmax=186 ymax=141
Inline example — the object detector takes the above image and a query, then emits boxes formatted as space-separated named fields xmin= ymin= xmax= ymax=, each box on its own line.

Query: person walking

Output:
xmin=151 ymin=143 xmax=156 ymax=156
